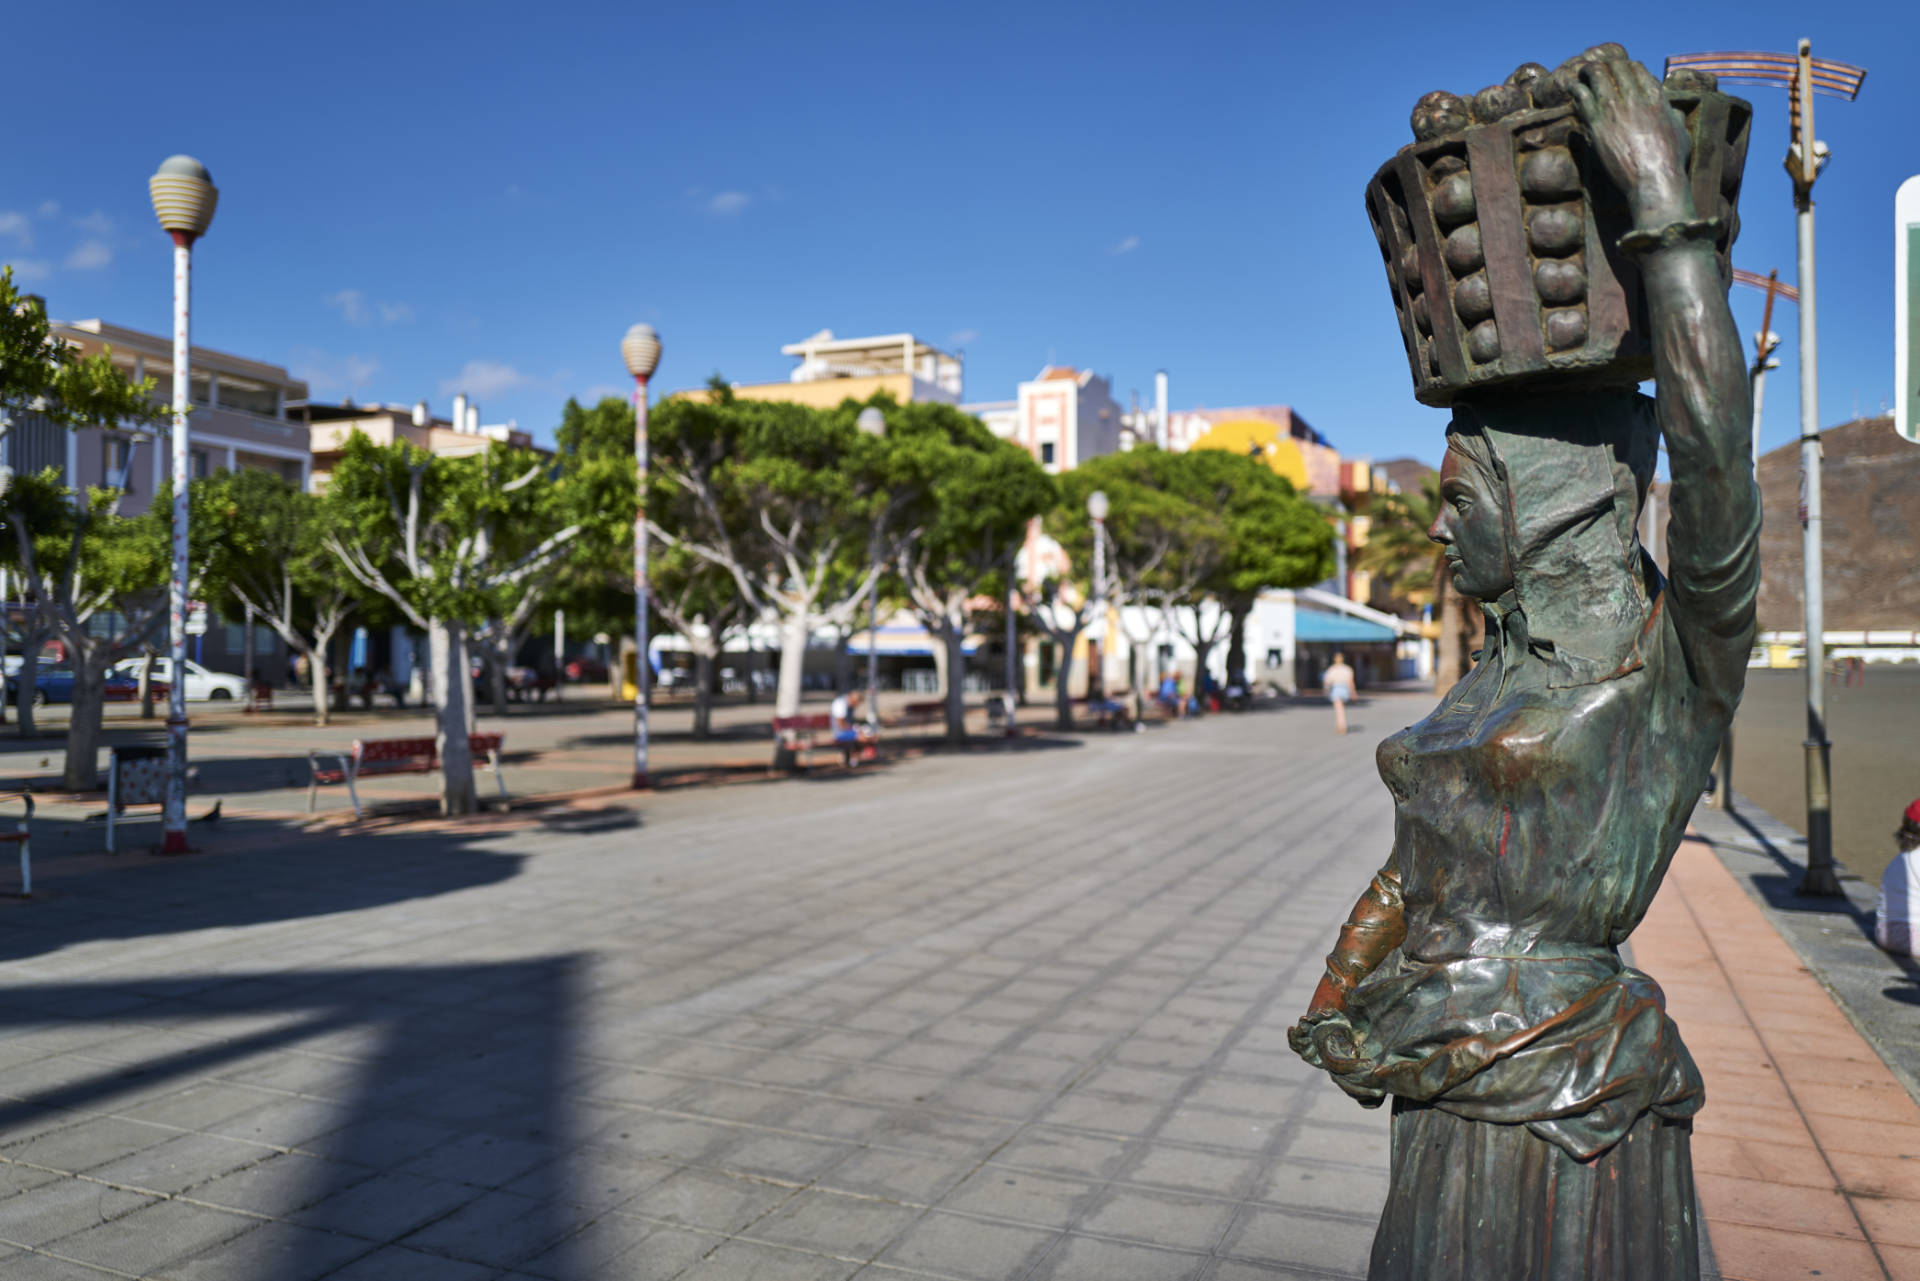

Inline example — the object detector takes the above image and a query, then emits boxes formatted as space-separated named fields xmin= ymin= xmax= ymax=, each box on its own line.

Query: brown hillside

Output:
xmin=1755 ymin=415 xmax=1920 ymax=631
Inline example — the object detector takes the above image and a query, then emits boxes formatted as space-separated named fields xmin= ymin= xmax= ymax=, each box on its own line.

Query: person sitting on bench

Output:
xmin=829 ymin=689 xmax=876 ymax=766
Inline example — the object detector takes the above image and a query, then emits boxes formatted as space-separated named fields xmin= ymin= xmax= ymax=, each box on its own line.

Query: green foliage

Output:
xmin=321 ymin=432 xmax=580 ymax=629
xmin=1163 ymin=448 xmax=1336 ymax=603
xmin=192 ymin=467 xmax=355 ymax=631
xmin=1054 ymin=449 xmax=1228 ymax=603
xmin=1 ymin=267 xmax=163 ymax=433
xmin=1356 ymin=473 xmax=1443 ymax=605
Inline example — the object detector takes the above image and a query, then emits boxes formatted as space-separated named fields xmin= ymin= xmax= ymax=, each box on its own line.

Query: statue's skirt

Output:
xmin=1371 ymin=1100 xmax=1698 ymax=1280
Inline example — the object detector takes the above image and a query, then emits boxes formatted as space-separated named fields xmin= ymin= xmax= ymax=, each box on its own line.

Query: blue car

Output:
xmin=6 ymin=667 xmax=143 ymax=707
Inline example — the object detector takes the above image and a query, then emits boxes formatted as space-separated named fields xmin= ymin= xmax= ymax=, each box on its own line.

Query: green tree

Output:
xmin=322 ymin=435 xmax=582 ymax=813
xmin=2 ymin=473 xmax=170 ymax=788
xmin=193 ymin=468 xmax=356 ymax=724
xmin=0 ymin=268 xmax=167 ymax=772
xmin=1061 ymin=450 xmax=1229 ymax=723
xmin=645 ymin=389 xmax=886 ymax=766
xmin=1027 ymin=498 xmax=1102 ymax=731
xmin=1356 ymin=473 xmax=1477 ymax=697
xmin=1162 ymin=448 xmax=1336 ymax=694
xmin=884 ymin=402 xmax=1055 ymax=742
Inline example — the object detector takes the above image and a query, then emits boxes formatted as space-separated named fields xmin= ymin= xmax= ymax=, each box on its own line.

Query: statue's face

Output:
xmin=1431 ymin=446 xmax=1514 ymax=602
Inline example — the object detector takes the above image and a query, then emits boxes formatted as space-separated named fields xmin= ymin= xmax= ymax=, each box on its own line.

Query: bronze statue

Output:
xmin=1290 ymin=46 xmax=1758 ymax=1279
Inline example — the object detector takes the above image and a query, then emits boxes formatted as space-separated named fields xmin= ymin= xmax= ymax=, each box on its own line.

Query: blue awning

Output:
xmin=1295 ymin=611 xmax=1398 ymax=644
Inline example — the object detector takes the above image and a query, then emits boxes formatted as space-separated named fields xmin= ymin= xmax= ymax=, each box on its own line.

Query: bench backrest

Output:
xmin=771 ymin=715 xmax=832 ymax=732
xmin=355 ymin=737 xmax=437 ymax=766
xmin=470 ymin=733 xmax=503 ymax=754
xmin=903 ymin=700 xmax=943 ymax=715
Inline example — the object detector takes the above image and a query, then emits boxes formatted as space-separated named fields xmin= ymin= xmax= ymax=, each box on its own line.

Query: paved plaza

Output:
xmin=0 ymin=694 xmax=1913 ymax=1279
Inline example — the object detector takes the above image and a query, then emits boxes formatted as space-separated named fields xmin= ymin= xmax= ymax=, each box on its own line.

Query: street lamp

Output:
xmin=622 ymin=323 xmax=661 ymax=788
xmin=857 ymin=407 xmax=886 ymax=724
xmin=1087 ymin=490 xmax=1108 ymax=702
xmin=1666 ymin=45 xmax=1866 ymax=895
xmin=148 ymin=155 xmax=217 ymax=855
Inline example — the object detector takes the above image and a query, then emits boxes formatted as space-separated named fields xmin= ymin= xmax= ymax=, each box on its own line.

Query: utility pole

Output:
xmin=1666 ymin=45 xmax=1865 ymax=895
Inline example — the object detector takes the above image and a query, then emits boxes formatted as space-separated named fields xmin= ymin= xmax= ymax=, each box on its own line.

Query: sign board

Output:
xmin=185 ymin=604 xmax=208 ymax=636
xmin=1899 ymin=175 xmax=1920 ymax=443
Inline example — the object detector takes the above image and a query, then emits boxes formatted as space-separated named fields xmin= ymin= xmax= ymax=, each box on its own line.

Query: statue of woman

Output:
xmin=1290 ymin=54 xmax=1758 ymax=1280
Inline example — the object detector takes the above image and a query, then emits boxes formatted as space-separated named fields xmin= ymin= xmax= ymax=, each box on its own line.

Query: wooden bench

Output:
xmin=770 ymin=714 xmax=836 ymax=770
xmin=308 ymin=733 xmax=508 ymax=818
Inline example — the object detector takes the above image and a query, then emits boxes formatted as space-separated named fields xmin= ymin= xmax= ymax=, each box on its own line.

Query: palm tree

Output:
xmin=1357 ymin=473 xmax=1481 ymax=697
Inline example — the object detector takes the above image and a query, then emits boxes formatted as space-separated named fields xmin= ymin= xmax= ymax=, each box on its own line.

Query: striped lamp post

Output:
xmin=622 ymin=324 xmax=661 ymax=788
xmin=148 ymin=156 xmax=217 ymax=854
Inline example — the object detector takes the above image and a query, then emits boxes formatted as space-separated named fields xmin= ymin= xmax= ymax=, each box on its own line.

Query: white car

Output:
xmin=110 ymin=657 xmax=250 ymax=702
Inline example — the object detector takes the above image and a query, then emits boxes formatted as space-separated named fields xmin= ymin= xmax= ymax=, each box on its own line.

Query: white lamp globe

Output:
xmin=1087 ymin=490 xmax=1110 ymax=521
xmin=857 ymin=407 xmax=886 ymax=437
xmin=149 ymin=155 xmax=218 ymax=239
xmin=622 ymin=324 xmax=662 ymax=380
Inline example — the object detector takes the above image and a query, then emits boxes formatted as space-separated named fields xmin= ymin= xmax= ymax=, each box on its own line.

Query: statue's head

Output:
xmin=1433 ymin=388 xmax=1658 ymax=686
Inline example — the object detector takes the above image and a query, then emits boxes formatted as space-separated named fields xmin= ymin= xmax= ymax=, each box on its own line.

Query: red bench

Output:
xmin=770 ymin=714 xmax=837 ymax=770
xmin=308 ymin=733 xmax=507 ymax=818
xmin=900 ymin=699 xmax=945 ymax=728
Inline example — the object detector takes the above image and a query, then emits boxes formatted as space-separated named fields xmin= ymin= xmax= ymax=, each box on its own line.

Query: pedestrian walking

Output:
xmin=1876 ymin=799 xmax=1920 ymax=958
xmin=1324 ymin=651 xmax=1355 ymax=736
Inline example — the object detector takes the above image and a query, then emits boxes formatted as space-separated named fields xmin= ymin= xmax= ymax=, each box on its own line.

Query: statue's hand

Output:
xmin=1569 ymin=55 xmax=1694 ymax=226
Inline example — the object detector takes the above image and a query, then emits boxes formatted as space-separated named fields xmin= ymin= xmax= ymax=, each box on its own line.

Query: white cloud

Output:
xmin=6 ymin=259 xmax=52 ymax=283
xmin=441 ymin=360 xmax=529 ymax=399
xmin=288 ymin=347 xmax=381 ymax=399
xmin=1111 ymin=235 xmax=1141 ymax=256
xmin=708 ymin=190 xmax=750 ymax=217
xmin=325 ymin=288 xmax=412 ymax=326
xmin=0 ymin=212 xmax=30 ymax=247
xmin=947 ymin=329 xmax=979 ymax=348
xmin=64 ymin=240 xmax=112 ymax=270
xmin=36 ymin=200 xmax=59 ymax=219
xmin=73 ymin=210 xmax=113 ymax=236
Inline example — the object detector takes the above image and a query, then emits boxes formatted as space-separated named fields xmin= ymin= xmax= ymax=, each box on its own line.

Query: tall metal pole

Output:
xmin=1003 ymin=573 xmax=1018 ymax=736
xmin=1090 ymin=515 xmax=1105 ymax=701
xmin=865 ymin=528 xmax=880 ymax=723
xmin=631 ymin=373 xmax=651 ymax=788
xmin=160 ymin=234 xmax=194 ymax=853
xmin=1793 ymin=39 xmax=1839 ymax=895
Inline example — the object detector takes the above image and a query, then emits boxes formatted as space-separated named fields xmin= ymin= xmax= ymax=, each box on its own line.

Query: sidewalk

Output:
xmin=1633 ymin=828 xmax=1920 ymax=1281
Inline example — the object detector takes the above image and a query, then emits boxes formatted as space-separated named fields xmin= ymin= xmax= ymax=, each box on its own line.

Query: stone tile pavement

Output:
xmin=0 ymin=690 xmax=1909 ymax=1278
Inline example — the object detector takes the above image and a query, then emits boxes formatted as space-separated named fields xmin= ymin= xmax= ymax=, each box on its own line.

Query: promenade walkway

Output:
xmin=0 ymin=692 xmax=1909 ymax=1278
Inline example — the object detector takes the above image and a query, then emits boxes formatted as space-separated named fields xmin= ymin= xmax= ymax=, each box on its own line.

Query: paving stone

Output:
xmin=1026 ymin=1234 xmax=1210 ymax=1281
xmin=397 ymin=1188 xmax=568 ymax=1269
xmin=747 ymin=1188 xmax=922 ymax=1258
xmin=47 ymin=1197 xmax=258 ymax=1276
xmin=84 ymin=1131 xmax=269 ymax=1194
xmin=322 ymin=1244 xmax=496 ymax=1280
xmin=290 ymin=1169 xmax=481 ymax=1240
xmin=937 ymin=1167 xmax=1102 ymax=1230
xmin=623 ymin=1166 xmax=796 ymax=1235
xmin=0 ymin=1176 xmax=157 ymax=1245
xmin=152 ymin=1219 xmax=374 ymax=1280
xmin=878 ymin=1210 xmax=1060 ymax=1281
xmin=1218 ymin=1205 xmax=1375 ymax=1277
xmin=677 ymin=1238 xmax=863 ymax=1280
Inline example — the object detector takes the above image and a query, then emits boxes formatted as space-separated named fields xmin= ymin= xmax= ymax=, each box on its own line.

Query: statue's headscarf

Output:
xmin=1446 ymin=389 xmax=1659 ymax=688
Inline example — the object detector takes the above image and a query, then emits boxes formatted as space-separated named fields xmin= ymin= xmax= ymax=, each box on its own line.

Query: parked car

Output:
xmin=109 ymin=657 xmax=249 ymax=702
xmin=564 ymin=656 xmax=609 ymax=683
xmin=6 ymin=666 xmax=145 ymax=706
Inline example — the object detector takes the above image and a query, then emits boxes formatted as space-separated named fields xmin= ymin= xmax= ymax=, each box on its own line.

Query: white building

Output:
xmin=964 ymin=365 xmax=1126 ymax=474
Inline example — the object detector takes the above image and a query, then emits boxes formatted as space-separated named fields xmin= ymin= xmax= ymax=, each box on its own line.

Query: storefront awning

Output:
xmin=1294 ymin=611 xmax=1399 ymax=644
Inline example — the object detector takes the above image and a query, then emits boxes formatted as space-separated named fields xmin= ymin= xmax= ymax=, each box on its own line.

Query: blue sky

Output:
xmin=5 ymin=0 xmax=1914 ymax=466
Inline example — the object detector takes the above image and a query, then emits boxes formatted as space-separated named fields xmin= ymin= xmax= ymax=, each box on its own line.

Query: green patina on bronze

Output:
xmin=1291 ymin=45 xmax=1760 ymax=1280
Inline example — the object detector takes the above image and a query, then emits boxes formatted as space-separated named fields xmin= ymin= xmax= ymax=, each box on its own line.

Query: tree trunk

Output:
xmin=138 ymin=649 xmax=157 ymax=719
xmin=62 ymin=652 xmax=109 ymax=792
xmin=833 ymin=627 xmax=852 ymax=694
xmin=771 ymin=607 xmax=810 ymax=771
xmin=428 ymin=619 xmax=477 ymax=815
xmin=943 ymin=623 xmax=967 ymax=743
xmin=1053 ymin=639 xmax=1076 ymax=730
xmin=14 ymin=629 xmax=45 ymax=738
xmin=488 ymin=635 xmax=510 ymax=716
xmin=693 ymin=647 xmax=713 ymax=739
xmin=606 ymin=641 xmax=621 ymax=703
xmin=1225 ymin=600 xmax=1251 ymax=686
xmin=310 ymin=641 xmax=333 ymax=728
xmin=774 ymin=606 xmax=808 ymax=718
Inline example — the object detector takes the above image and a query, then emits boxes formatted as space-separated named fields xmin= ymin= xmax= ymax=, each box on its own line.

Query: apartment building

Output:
xmin=675 ymin=330 xmax=964 ymax=408
xmin=305 ymin=395 xmax=537 ymax=489
xmin=965 ymin=365 xmax=1126 ymax=475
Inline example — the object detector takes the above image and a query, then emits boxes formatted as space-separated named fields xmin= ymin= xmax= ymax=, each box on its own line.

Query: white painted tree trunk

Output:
xmin=428 ymin=619 xmax=477 ymax=814
xmin=309 ymin=642 xmax=333 ymax=728
xmin=774 ymin=603 xmax=809 ymax=719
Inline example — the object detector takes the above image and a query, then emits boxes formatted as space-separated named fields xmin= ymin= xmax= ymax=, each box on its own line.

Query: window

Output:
xmin=1039 ymin=442 xmax=1055 ymax=466
xmin=107 ymin=438 xmax=137 ymax=490
xmin=191 ymin=449 xmax=210 ymax=479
